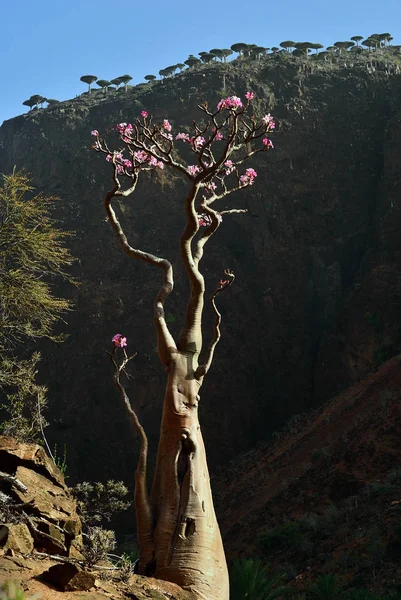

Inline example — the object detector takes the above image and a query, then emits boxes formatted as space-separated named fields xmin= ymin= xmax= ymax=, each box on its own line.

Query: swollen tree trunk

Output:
xmin=150 ymin=352 xmax=228 ymax=600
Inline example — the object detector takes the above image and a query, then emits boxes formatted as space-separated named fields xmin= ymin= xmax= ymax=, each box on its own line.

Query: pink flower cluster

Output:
xmin=193 ymin=136 xmax=205 ymax=150
xmin=175 ymin=132 xmax=190 ymax=142
xmin=245 ymin=91 xmax=255 ymax=100
xmin=263 ymin=138 xmax=274 ymax=148
xmin=198 ymin=213 xmax=212 ymax=227
xmin=116 ymin=122 xmax=133 ymax=137
xmin=91 ymin=130 xmax=99 ymax=136
xmin=141 ymin=111 xmax=148 ymax=118
xmin=206 ymin=181 xmax=217 ymax=193
xmin=163 ymin=119 xmax=172 ymax=132
xmin=217 ymin=96 xmax=243 ymax=111
xmin=112 ymin=333 xmax=127 ymax=348
xmin=133 ymin=150 xmax=164 ymax=169
xmin=106 ymin=152 xmax=123 ymax=162
xmin=105 ymin=149 xmax=164 ymax=171
xmin=240 ymin=168 xmax=257 ymax=186
xmin=224 ymin=160 xmax=235 ymax=175
xmin=262 ymin=114 xmax=276 ymax=129
xmin=188 ymin=165 xmax=201 ymax=176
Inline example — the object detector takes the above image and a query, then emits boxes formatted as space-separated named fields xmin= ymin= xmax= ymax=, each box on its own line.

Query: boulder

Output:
xmin=0 ymin=523 xmax=34 ymax=553
xmin=0 ymin=436 xmax=82 ymax=557
xmin=40 ymin=562 xmax=95 ymax=591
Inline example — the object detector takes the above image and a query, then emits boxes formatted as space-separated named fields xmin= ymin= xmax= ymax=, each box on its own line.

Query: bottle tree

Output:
xmin=91 ymin=92 xmax=275 ymax=600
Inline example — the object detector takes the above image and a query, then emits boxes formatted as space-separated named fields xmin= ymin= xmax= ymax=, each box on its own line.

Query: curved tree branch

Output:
xmin=177 ymin=184 xmax=205 ymax=355
xmin=195 ymin=270 xmax=235 ymax=379
xmin=104 ymin=167 xmax=176 ymax=364
xmin=108 ymin=349 xmax=154 ymax=573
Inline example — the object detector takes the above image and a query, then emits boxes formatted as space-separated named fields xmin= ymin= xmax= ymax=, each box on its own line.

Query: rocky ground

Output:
xmin=0 ymin=437 xmax=194 ymax=600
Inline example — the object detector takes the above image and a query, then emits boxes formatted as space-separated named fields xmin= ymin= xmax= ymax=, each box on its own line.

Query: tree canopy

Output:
xmin=80 ymin=75 xmax=97 ymax=93
xmin=0 ymin=171 xmax=75 ymax=441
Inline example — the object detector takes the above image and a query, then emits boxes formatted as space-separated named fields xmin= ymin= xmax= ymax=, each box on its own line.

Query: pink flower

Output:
xmin=263 ymin=138 xmax=274 ymax=148
xmin=188 ymin=165 xmax=201 ymax=176
xmin=161 ymin=132 xmax=173 ymax=141
xmin=206 ymin=181 xmax=217 ymax=193
xmin=112 ymin=333 xmax=127 ymax=347
xmin=215 ymin=131 xmax=224 ymax=141
xmin=245 ymin=91 xmax=255 ymax=100
xmin=116 ymin=123 xmax=133 ymax=137
xmin=198 ymin=213 xmax=212 ymax=227
xmin=123 ymin=159 xmax=133 ymax=168
xmin=193 ymin=136 xmax=205 ymax=150
xmin=224 ymin=159 xmax=235 ymax=175
xmin=163 ymin=119 xmax=172 ymax=132
xmin=262 ymin=114 xmax=275 ymax=129
xmin=91 ymin=129 xmax=99 ymax=136
xmin=105 ymin=154 xmax=112 ymax=162
xmin=141 ymin=111 xmax=148 ymax=118
xmin=175 ymin=132 xmax=190 ymax=142
xmin=217 ymin=96 xmax=243 ymax=111
xmin=220 ymin=279 xmax=229 ymax=286
xmin=134 ymin=150 xmax=149 ymax=163
xmin=240 ymin=168 xmax=257 ymax=186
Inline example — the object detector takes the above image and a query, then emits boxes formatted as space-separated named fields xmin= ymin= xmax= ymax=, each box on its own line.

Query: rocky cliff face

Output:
xmin=0 ymin=58 xmax=400 ymax=494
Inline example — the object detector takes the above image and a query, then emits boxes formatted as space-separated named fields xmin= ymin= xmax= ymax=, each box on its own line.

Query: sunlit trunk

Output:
xmin=149 ymin=352 xmax=229 ymax=600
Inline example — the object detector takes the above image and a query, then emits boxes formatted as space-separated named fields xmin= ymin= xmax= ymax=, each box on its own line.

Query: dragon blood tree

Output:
xmin=92 ymin=91 xmax=275 ymax=600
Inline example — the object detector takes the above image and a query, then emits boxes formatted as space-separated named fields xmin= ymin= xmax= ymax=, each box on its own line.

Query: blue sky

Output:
xmin=1 ymin=0 xmax=400 ymax=125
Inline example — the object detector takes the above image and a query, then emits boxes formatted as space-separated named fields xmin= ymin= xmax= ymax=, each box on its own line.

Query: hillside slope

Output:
xmin=215 ymin=355 xmax=401 ymax=591
xmin=0 ymin=55 xmax=401 ymax=492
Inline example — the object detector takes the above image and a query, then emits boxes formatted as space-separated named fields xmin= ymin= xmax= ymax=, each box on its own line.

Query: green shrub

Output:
xmin=82 ymin=526 xmax=116 ymax=566
xmin=71 ymin=480 xmax=130 ymax=527
xmin=364 ymin=311 xmax=382 ymax=332
xmin=388 ymin=467 xmax=401 ymax=484
xmin=117 ymin=551 xmax=137 ymax=582
xmin=259 ymin=521 xmax=303 ymax=552
xmin=0 ymin=582 xmax=38 ymax=600
xmin=310 ymin=447 xmax=331 ymax=462
xmin=307 ymin=574 xmax=345 ymax=600
xmin=365 ymin=482 xmax=399 ymax=498
xmin=230 ymin=558 xmax=293 ymax=600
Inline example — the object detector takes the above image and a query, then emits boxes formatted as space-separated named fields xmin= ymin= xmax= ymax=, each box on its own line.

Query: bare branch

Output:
xmin=104 ymin=167 xmax=176 ymax=363
xmin=107 ymin=349 xmax=154 ymax=572
xmin=195 ymin=270 xmax=235 ymax=379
